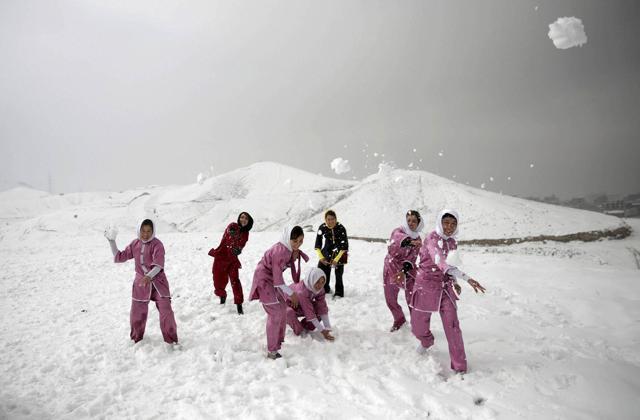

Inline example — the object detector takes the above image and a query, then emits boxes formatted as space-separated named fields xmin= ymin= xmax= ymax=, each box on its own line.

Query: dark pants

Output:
xmin=318 ymin=262 xmax=344 ymax=297
xmin=213 ymin=258 xmax=243 ymax=304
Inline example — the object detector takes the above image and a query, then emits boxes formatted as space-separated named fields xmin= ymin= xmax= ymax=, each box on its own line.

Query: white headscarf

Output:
xmin=435 ymin=209 xmax=460 ymax=239
xmin=303 ymin=267 xmax=326 ymax=294
xmin=279 ymin=225 xmax=295 ymax=251
xmin=137 ymin=219 xmax=156 ymax=244
xmin=401 ymin=212 xmax=424 ymax=239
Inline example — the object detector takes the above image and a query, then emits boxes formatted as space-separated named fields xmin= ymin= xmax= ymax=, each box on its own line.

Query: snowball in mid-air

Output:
xmin=378 ymin=162 xmax=394 ymax=176
xmin=548 ymin=17 xmax=587 ymax=50
xmin=330 ymin=158 xmax=351 ymax=175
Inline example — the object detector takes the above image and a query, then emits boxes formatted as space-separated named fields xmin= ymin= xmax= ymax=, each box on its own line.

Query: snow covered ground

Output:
xmin=1 ymin=216 xmax=639 ymax=419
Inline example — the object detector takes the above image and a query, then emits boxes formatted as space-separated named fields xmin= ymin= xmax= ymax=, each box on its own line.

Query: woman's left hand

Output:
xmin=453 ymin=282 xmax=462 ymax=295
xmin=467 ymin=278 xmax=486 ymax=294
xmin=138 ymin=276 xmax=152 ymax=287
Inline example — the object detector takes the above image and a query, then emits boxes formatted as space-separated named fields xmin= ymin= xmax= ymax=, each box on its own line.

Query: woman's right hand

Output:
xmin=321 ymin=330 xmax=335 ymax=341
xmin=320 ymin=258 xmax=330 ymax=266
xmin=394 ymin=272 xmax=405 ymax=286
xmin=467 ymin=278 xmax=486 ymax=294
xmin=290 ymin=292 xmax=299 ymax=308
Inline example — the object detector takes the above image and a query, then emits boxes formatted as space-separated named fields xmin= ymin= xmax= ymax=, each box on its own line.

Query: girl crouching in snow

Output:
xmin=383 ymin=210 xmax=423 ymax=332
xmin=105 ymin=219 xmax=178 ymax=345
xmin=249 ymin=225 xmax=309 ymax=359
xmin=410 ymin=210 xmax=485 ymax=373
xmin=208 ymin=211 xmax=254 ymax=314
xmin=285 ymin=267 xmax=335 ymax=341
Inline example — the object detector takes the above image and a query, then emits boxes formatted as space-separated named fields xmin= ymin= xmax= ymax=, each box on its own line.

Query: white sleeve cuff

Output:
xmin=311 ymin=319 xmax=324 ymax=331
xmin=108 ymin=240 xmax=119 ymax=257
xmin=447 ymin=267 xmax=469 ymax=282
xmin=320 ymin=314 xmax=332 ymax=329
xmin=147 ymin=265 xmax=162 ymax=279
xmin=276 ymin=284 xmax=293 ymax=296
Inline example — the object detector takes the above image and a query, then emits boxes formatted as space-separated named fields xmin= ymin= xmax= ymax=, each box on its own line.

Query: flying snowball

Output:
xmin=378 ymin=162 xmax=394 ymax=175
xmin=330 ymin=158 xmax=351 ymax=175
xmin=548 ymin=17 xmax=587 ymax=50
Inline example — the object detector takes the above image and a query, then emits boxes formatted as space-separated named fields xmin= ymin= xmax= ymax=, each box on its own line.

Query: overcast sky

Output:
xmin=1 ymin=0 xmax=638 ymax=198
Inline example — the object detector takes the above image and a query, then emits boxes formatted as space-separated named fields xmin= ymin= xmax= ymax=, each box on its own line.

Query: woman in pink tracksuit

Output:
xmin=249 ymin=225 xmax=309 ymax=359
xmin=410 ymin=209 xmax=485 ymax=373
xmin=383 ymin=210 xmax=424 ymax=332
xmin=285 ymin=267 xmax=335 ymax=341
xmin=105 ymin=219 xmax=178 ymax=345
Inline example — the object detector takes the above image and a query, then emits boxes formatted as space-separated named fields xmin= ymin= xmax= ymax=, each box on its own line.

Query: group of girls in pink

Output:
xmin=105 ymin=208 xmax=485 ymax=373
xmin=383 ymin=209 xmax=486 ymax=373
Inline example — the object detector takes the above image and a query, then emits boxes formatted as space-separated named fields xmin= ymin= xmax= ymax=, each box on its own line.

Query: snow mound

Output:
xmin=0 ymin=162 xmax=625 ymax=241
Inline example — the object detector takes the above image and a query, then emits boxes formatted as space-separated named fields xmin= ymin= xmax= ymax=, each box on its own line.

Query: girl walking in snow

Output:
xmin=285 ymin=267 xmax=335 ymax=341
xmin=249 ymin=225 xmax=309 ymax=359
xmin=410 ymin=209 xmax=485 ymax=373
xmin=105 ymin=219 xmax=178 ymax=345
xmin=208 ymin=212 xmax=253 ymax=314
xmin=383 ymin=210 xmax=423 ymax=332
xmin=314 ymin=210 xmax=349 ymax=297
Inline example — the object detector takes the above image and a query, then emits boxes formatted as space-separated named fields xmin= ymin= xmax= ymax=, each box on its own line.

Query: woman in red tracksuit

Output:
xmin=208 ymin=212 xmax=254 ymax=314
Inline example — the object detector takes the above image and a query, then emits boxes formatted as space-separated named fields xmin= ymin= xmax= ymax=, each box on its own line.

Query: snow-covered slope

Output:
xmin=0 ymin=162 xmax=625 ymax=240
xmin=311 ymin=168 xmax=624 ymax=240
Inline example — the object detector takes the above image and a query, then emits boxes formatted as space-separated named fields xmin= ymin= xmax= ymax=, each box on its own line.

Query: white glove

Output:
xmin=104 ymin=225 xmax=119 ymax=241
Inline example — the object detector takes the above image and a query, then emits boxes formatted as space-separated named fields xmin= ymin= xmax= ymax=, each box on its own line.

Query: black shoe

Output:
xmin=219 ymin=296 xmax=226 ymax=305
xmin=267 ymin=351 xmax=282 ymax=360
xmin=236 ymin=304 xmax=243 ymax=314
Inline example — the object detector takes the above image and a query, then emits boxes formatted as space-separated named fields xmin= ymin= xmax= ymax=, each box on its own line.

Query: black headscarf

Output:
xmin=237 ymin=212 xmax=254 ymax=232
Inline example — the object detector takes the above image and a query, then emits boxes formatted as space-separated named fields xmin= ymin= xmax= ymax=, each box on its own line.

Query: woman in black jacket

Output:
xmin=314 ymin=210 xmax=349 ymax=297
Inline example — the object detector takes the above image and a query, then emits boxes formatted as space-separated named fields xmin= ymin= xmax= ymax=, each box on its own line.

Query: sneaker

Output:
xmin=416 ymin=344 xmax=429 ymax=355
xmin=267 ymin=351 xmax=282 ymax=360
xmin=236 ymin=304 xmax=243 ymax=314
xmin=389 ymin=319 xmax=406 ymax=332
xmin=166 ymin=342 xmax=183 ymax=352
xmin=219 ymin=296 xmax=226 ymax=305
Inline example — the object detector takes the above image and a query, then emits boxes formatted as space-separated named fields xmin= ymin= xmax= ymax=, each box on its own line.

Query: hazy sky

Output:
xmin=1 ymin=0 xmax=639 ymax=198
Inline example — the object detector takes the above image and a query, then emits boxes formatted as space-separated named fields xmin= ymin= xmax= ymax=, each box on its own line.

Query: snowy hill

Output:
xmin=0 ymin=161 xmax=625 ymax=240
xmin=309 ymin=167 xmax=626 ymax=240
